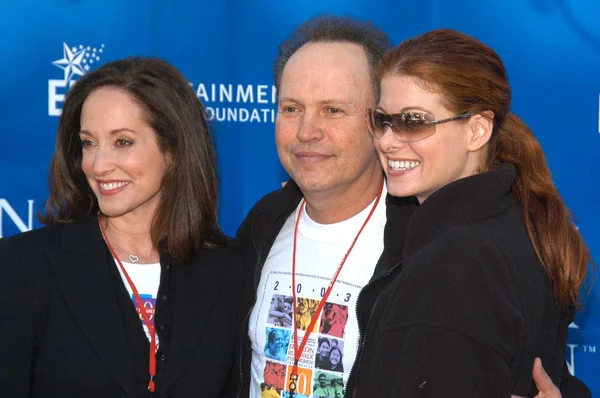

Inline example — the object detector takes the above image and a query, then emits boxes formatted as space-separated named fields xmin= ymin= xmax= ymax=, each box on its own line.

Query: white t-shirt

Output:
xmin=114 ymin=260 xmax=161 ymax=346
xmin=248 ymin=187 xmax=387 ymax=398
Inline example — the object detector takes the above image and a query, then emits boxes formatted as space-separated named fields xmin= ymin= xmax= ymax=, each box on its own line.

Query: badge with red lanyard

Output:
xmin=287 ymin=183 xmax=383 ymax=396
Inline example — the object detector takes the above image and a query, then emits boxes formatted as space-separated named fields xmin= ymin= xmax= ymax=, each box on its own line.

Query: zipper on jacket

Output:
xmin=345 ymin=261 xmax=402 ymax=398
xmin=235 ymin=214 xmax=264 ymax=398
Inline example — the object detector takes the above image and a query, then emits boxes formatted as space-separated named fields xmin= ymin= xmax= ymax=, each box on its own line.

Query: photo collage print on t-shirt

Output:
xmin=262 ymin=293 xmax=348 ymax=398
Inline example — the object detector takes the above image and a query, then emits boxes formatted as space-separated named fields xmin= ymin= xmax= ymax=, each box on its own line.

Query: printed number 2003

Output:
xmin=273 ymin=281 xmax=352 ymax=302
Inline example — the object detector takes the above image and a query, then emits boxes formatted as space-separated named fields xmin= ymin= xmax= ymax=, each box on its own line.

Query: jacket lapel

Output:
xmin=161 ymin=250 xmax=224 ymax=392
xmin=371 ymin=194 xmax=416 ymax=278
xmin=45 ymin=218 xmax=136 ymax=396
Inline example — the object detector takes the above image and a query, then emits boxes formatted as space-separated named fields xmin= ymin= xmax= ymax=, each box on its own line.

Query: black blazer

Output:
xmin=0 ymin=217 xmax=243 ymax=398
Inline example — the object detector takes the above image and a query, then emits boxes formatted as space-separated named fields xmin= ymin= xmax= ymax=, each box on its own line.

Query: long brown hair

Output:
xmin=42 ymin=57 xmax=228 ymax=262
xmin=377 ymin=29 xmax=590 ymax=308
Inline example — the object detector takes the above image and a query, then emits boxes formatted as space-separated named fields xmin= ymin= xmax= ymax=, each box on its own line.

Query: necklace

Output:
xmin=111 ymin=245 xmax=142 ymax=264
xmin=288 ymin=182 xmax=384 ymax=396
xmin=97 ymin=218 xmax=153 ymax=264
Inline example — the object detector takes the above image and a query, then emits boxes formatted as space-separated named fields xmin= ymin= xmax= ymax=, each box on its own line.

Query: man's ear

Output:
xmin=467 ymin=111 xmax=494 ymax=152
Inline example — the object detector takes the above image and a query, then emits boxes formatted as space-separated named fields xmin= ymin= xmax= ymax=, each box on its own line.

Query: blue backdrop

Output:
xmin=0 ymin=0 xmax=598 ymax=392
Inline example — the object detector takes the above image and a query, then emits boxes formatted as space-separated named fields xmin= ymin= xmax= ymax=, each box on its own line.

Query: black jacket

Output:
xmin=0 ymin=217 xmax=243 ymax=398
xmin=228 ymin=164 xmax=589 ymax=398
xmin=347 ymin=164 xmax=574 ymax=397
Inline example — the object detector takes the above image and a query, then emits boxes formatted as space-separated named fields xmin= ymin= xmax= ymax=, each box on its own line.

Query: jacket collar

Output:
xmin=402 ymin=163 xmax=516 ymax=260
xmin=253 ymin=180 xmax=303 ymax=239
xmin=374 ymin=194 xmax=418 ymax=274
xmin=248 ymin=180 xmax=303 ymax=284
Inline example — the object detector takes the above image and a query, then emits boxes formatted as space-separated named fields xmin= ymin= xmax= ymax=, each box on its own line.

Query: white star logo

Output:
xmin=52 ymin=43 xmax=86 ymax=83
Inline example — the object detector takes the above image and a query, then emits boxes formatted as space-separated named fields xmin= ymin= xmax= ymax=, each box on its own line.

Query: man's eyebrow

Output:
xmin=278 ymin=97 xmax=351 ymax=104
xmin=277 ymin=96 xmax=298 ymax=103
xmin=318 ymin=98 xmax=351 ymax=105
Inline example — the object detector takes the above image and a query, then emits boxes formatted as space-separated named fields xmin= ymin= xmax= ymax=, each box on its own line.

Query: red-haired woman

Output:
xmin=350 ymin=29 xmax=592 ymax=398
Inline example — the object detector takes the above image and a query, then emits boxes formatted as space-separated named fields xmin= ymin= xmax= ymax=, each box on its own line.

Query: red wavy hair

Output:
xmin=377 ymin=29 xmax=591 ymax=309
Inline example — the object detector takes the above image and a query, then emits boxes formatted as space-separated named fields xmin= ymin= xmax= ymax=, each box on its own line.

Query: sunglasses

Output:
xmin=366 ymin=108 xmax=475 ymax=143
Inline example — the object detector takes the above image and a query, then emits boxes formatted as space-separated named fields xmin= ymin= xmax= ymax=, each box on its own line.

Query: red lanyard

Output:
xmin=98 ymin=216 xmax=157 ymax=393
xmin=288 ymin=183 xmax=383 ymax=394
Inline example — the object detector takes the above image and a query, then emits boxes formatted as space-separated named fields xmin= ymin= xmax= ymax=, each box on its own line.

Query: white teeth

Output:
xmin=388 ymin=159 xmax=420 ymax=171
xmin=99 ymin=181 xmax=129 ymax=190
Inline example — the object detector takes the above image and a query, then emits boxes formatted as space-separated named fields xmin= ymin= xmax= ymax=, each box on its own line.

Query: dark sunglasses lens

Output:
xmin=369 ymin=111 xmax=436 ymax=142
xmin=402 ymin=119 xmax=428 ymax=131
xmin=394 ymin=114 xmax=437 ymax=141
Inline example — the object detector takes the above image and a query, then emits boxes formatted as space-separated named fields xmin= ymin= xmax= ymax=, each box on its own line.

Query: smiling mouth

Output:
xmin=388 ymin=159 xmax=420 ymax=171
xmin=98 ymin=181 xmax=130 ymax=190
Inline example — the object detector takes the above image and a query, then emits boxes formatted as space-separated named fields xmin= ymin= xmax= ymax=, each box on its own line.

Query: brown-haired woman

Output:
xmin=348 ymin=30 xmax=592 ymax=397
xmin=0 ymin=57 xmax=242 ymax=397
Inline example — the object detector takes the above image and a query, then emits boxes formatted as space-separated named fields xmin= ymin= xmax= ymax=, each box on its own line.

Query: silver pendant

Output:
xmin=128 ymin=255 xmax=139 ymax=263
